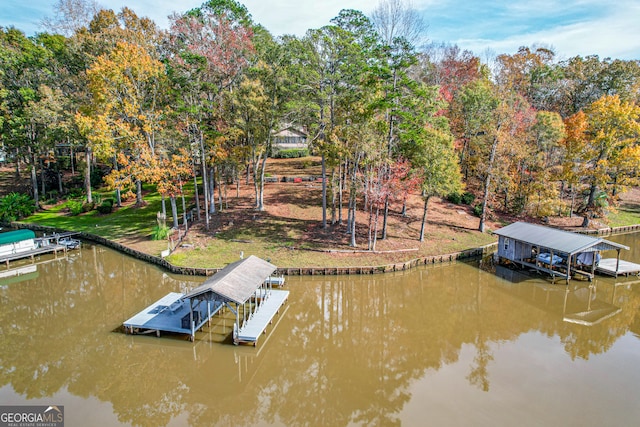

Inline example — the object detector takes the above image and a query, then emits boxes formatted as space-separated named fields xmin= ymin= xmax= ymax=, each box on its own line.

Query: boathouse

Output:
xmin=124 ymin=255 xmax=288 ymax=344
xmin=183 ymin=255 xmax=289 ymax=346
xmin=493 ymin=222 xmax=629 ymax=282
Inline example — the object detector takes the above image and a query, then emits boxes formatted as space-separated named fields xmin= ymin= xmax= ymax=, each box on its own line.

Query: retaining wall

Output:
xmin=10 ymin=222 xmax=498 ymax=277
xmin=11 ymin=222 xmax=637 ymax=277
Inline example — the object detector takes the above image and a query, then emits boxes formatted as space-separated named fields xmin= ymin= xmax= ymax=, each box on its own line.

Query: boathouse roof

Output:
xmin=493 ymin=222 xmax=628 ymax=255
xmin=0 ymin=229 xmax=35 ymax=245
xmin=184 ymin=255 xmax=277 ymax=304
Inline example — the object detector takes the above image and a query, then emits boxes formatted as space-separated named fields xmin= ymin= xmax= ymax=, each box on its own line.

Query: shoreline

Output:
xmin=9 ymin=221 xmax=640 ymax=277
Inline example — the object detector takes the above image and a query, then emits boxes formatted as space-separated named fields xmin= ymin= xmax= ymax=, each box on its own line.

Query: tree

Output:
xmin=556 ymin=55 xmax=640 ymax=117
xmin=450 ymin=78 xmax=499 ymax=182
xmin=580 ymin=95 xmax=640 ymax=224
xmin=41 ymin=0 xmax=100 ymax=37
xmin=495 ymin=46 xmax=558 ymax=109
xmin=416 ymin=43 xmax=484 ymax=103
xmin=232 ymin=27 xmax=291 ymax=211
xmin=0 ymin=28 xmax=56 ymax=206
xmin=166 ymin=0 xmax=254 ymax=229
xmin=452 ymin=79 xmax=536 ymax=232
xmin=396 ymin=83 xmax=462 ymax=241
xmin=370 ymin=0 xmax=427 ymax=47
xmin=291 ymin=15 xmax=376 ymax=231
xmin=78 ymin=40 xmax=167 ymax=205
xmin=559 ymin=111 xmax=589 ymax=216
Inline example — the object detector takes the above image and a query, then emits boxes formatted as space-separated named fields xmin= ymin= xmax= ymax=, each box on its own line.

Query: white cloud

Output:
xmin=453 ymin=4 xmax=640 ymax=59
xmin=243 ymin=0 xmax=374 ymax=35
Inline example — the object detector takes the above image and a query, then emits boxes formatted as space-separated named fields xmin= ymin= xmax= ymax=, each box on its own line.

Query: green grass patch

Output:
xmin=23 ymin=185 xmax=165 ymax=240
xmin=608 ymin=205 xmax=640 ymax=228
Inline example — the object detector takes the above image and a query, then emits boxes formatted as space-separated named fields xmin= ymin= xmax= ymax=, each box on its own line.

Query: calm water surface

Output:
xmin=1 ymin=233 xmax=639 ymax=426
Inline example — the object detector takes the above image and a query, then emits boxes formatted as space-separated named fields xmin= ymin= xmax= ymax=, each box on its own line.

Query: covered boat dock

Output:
xmin=183 ymin=255 xmax=289 ymax=346
xmin=124 ymin=255 xmax=288 ymax=344
xmin=494 ymin=222 xmax=630 ymax=282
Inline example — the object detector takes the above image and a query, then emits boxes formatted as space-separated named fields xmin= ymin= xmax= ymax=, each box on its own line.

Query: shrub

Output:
xmin=446 ymin=193 xmax=462 ymax=204
xmin=121 ymin=190 xmax=135 ymax=202
xmin=461 ymin=192 xmax=475 ymax=205
xmin=90 ymin=167 xmax=108 ymax=188
xmin=57 ymin=156 xmax=71 ymax=170
xmin=473 ymin=203 xmax=483 ymax=217
xmin=510 ymin=195 xmax=526 ymax=214
xmin=151 ymin=224 xmax=170 ymax=240
xmin=82 ymin=202 xmax=95 ymax=213
xmin=67 ymin=200 xmax=83 ymax=216
xmin=68 ymin=187 xmax=84 ymax=198
xmin=0 ymin=192 xmax=36 ymax=222
xmin=97 ymin=199 xmax=114 ymax=214
xmin=273 ymin=148 xmax=309 ymax=159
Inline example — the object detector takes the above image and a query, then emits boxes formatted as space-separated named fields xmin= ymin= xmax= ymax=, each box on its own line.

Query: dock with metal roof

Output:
xmin=493 ymin=222 xmax=630 ymax=283
xmin=183 ymin=255 xmax=289 ymax=346
xmin=124 ymin=255 xmax=288 ymax=344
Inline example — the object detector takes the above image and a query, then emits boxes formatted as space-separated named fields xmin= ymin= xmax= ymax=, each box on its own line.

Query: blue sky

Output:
xmin=1 ymin=0 xmax=638 ymax=60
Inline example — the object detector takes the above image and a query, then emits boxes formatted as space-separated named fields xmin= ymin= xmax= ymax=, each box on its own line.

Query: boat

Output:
xmin=0 ymin=229 xmax=37 ymax=257
xmin=58 ymin=237 xmax=81 ymax=250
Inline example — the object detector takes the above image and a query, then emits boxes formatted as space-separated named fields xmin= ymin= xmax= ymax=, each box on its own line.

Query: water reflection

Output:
xmin=0 ymin=235 xmax=639 ymax=426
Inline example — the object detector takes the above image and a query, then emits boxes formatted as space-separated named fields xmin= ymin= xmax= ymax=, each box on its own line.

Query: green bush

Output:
xmin=510 ymin=195 xmax=526 ymax=214
xmin=151 ymin=224 xmax=170 ymax=240
xmin=273 ymin=148 xmax=309 ymax=159
xmin=0 ymin=192 xmax=36 ymax=222
xmin=57 ymin=156 xmax=71 ymax=170
xmin=446 ymin=193 xmax=462 ymax=204
xmin=68 ymin=187 xmax=84 ymax=198
xmin=97 ymin=199 xmax=114 ymax=214
xmin=90 ymin=168 xmax=107 ymax=188
xmin=82 ymin=202 xmax=95 ymax=213
xmin=67 ymin=200 xmax=83 ymax=216
xmin=461 ymin=192 xmax=475 ymax=205
xmin=473 ymin=204 xmax=483 ymax=217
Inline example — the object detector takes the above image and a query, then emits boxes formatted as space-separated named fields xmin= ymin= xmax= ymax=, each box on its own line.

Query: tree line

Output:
xmin=1 ymin=0 xmax=639 ymax=249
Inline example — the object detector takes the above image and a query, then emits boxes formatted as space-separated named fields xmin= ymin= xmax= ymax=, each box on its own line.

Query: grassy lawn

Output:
xmin=608 ymin=205 xmax=640 ymax=228
xmin=27 ymin=189 xmax=161 ymax=239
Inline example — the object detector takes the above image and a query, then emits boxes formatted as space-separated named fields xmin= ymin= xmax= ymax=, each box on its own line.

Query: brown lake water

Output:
xmin=1 ymin=233 xmax=639 ymax=426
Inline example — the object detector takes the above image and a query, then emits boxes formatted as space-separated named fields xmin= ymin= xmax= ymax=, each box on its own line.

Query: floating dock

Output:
xmin=123 ymin=292 xmax=223 ymax=340
xmin=596 ymin=258 xmax=640 ymax=277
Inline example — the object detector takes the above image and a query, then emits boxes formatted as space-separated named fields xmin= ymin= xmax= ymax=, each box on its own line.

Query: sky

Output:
xmin=1 ymin=0 xmax=638 ymax=60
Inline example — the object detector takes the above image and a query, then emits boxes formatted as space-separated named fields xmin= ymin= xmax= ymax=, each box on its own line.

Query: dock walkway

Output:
xmin=235 ymin=289 xmax=289 ymax=346
xmin=597 ymin=258 xmax=640 ymax=277
xmin=0 ymin=244 xmax=67 ymax=267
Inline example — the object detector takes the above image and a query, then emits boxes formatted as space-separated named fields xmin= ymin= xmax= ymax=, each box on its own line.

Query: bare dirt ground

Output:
xmin=173 ymin=158 xmax=493 ymax=252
